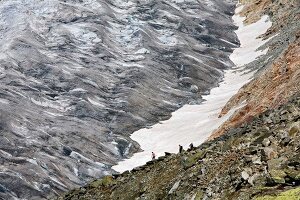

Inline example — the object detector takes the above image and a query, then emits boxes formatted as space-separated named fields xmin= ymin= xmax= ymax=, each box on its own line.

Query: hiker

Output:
xmin=151 ymin=152 xmax=156 ymax=160
xmin=179 ymin=145 xmax=183 ymax=153
xmin=188 ymin=143 xmax=194 ymax=151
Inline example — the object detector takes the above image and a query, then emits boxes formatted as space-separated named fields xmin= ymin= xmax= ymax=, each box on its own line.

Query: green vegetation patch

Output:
xmin=255 ymin=187 xmax=300 ymax=200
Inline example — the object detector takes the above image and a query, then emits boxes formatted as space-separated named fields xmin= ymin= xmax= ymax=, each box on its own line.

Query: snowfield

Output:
xmin=113 ymin=5 xmax=272 ymax=173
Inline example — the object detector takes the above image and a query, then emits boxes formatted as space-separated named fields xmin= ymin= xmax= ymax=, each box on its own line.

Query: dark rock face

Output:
xmin=0 ymin=0 xmax=237 ymax=199
xmin=59 ymin=94 xmax=300 ymax=200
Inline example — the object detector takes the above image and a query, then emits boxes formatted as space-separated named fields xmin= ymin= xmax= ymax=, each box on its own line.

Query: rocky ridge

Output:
xmin=59 ymin=94 xmax=300 ymax=200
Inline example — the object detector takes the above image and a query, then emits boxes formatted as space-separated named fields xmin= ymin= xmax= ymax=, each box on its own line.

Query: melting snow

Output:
xmin=113 ymin=4 xmax=272 ymax=172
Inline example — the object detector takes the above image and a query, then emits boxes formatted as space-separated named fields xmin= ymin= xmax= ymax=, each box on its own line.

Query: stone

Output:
xmin=190 ymin=85 xmax=199 ymax=93
xmin=89 ymin=176 xmax=114 ymax=188
xmin=201 ymin=167 xmax=206 ymax=175
xmin=243 ymin=155 xmax=253 ymax=163
xmin=280 ymin=136 xmax=291 ymax=146
xmin=165 ymin=152 xmax=172 ymax=156
xmin=190 ymin=151 xmax=197 ymax=154
xmin=248 ymin=173 xmax=265 ymax=186
xmin=122 ymin=170 xmax=130 ymax=176
xmin=262 ymin=138 xmax=271 ymax=147
xmin=157 ymin=156 xmax=165 ymax=161
xmin=168 ymin=181 xmax=180 ymax=194
xmin=287 ymin=154 xmax=300 ymax=167
xmin=261 ymin=147 xmax=278 ymax=161
xmin=252 ymin=155 xmax=262 ymax=165
xmin=267 ymin=157 xmax=288 ymax=171
xmin=183 ymin=151 xmax=206 ymax=169
xmin=269 ymin=170 xmax=286 ymax=184
xmin=289 ymin=126 xmax=299 ymax=137
xmin=284 ymin=168 xmax=300 ymax=181
xmin=146 ymin=160 xmax=155 ymax=165
xmin=112 ymin=173 xmax=121 ymax=179
xmin=62 ymin=146 xmax=72 ymax=156
xmin=132 ymin=166 xmax=143 ymax=172
xmin=194 ymin=190 xmax=204 ymax=200
xmin=241 ymin=171 xmax=250 ymax=181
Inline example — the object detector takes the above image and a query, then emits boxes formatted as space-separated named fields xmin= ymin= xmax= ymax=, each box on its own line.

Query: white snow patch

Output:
xmin=230 ymin=14 xmax=272 ymax=67
xmin=70 ymin=151 xmax=105 ymax=168
xmin=134 ymin=48 xmax=150 ymax=54
xmin=44 ymin=111 xmax=63 ymax=117
xmin=27 ymin=158 xmax=38 ymax=165
xmin=0 ymin=98 xmax=9 ymax=104
xmin=70 ymin=88 xmax=87 ymax=92
xmin=113 ymin=5 xmax=272 ymax=172
xmin=88 ymin=97 xmax=106 ymax=108
xmin=220 ymin=38 xmax=237 ymax=46
xmin=31 ymin=97 xmax=70 ymax=112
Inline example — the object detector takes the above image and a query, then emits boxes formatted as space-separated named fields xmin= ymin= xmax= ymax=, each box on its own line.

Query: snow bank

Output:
xmin=113 ymin=5 xmax=272 ymax=172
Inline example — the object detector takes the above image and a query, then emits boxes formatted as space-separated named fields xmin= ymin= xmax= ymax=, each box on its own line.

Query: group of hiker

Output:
xmin=151 ymin=143 xmax=194 ymax=160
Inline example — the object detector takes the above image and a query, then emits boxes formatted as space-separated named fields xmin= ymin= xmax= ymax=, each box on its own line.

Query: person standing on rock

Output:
xmin=179 ymin=145 xmax=183 ymax=153
xmin=151 ymin=152 xmax=156 ymax=160
xmin=188 ymin=143 xmax=194 ymax=151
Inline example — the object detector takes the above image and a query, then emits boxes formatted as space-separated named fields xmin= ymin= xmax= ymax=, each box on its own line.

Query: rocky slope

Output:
xmin=59 ymin=93 xmax=300 ymax=200
xmin=210 ymin=0 xmax=300 ymax=139
xmin=0 ymin=0 xmax=239 ymax=199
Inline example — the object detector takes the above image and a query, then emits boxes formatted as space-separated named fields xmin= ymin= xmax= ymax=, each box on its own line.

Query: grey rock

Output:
xmin=280 ymin=136 xmax=291 ymax=146
xmin=168 ymin=181 xmax=180 ymax=195
xmin=165 ymin=152 xmax=172 ymax=156
xmin=248 ymin=173 xmax=265 ymax=187
xmin=261 ymin=147 xmax=278 ymax=161
xmin=190 ymin=85 xmax=199 ymax=93
xmin=241 ymin=171 xmax=250 ymax=181
xmin=262 ymin=138 xmax=271 ymax=147
xmin=62 ymin=146 xmax=73 ymax=156
xmin=252 ymin=155 xmax=262 ymax=165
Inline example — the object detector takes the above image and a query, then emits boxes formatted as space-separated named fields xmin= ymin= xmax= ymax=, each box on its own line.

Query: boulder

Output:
xmin=157 ymin=156 xmax=165 ymax=161
xmin=252 ymin=155 xmax=262 ymax=165
xmin=280 ymin=136 xmax=291 ymax=146
xmin=190 ymin=85 xmax=199 ymax=93
xmin=261 ymin=147 xmax=278 ymax=161
xmin=165 ymin=152 xmax=172 ymax=156
xmin=241 ymin=171 xmax=250 ymax=181
xmin=267 ymin=157 xmax=288 ymax=171
xmin=89 ymin=176 xmax=114 ymax=188
xmin=248 ymin=173 xmax=265 ymax=186
xmin=146 ymin=160 xmax=155 ymax=165
xmin=262 ymin=138 xmax=271 ymax=147
xmin=284 ymin=168 xmax=300 ymax=181
xmin=289 ymin=126 xmax=299 ymax=137
xmin=194 ymin=190 xmax=204 ymax=200
xmin=62 ymin=146 xmax=72 ymax=156
xmin=182 ymin=151 xmax=206 ymax=169
xmin=168 ymin=181 xmax=180 ymax=194
xmin=269 ymin=170 xmax=286 ymax=184
xmin=112 ymin=173 xmax=121 ymax=179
